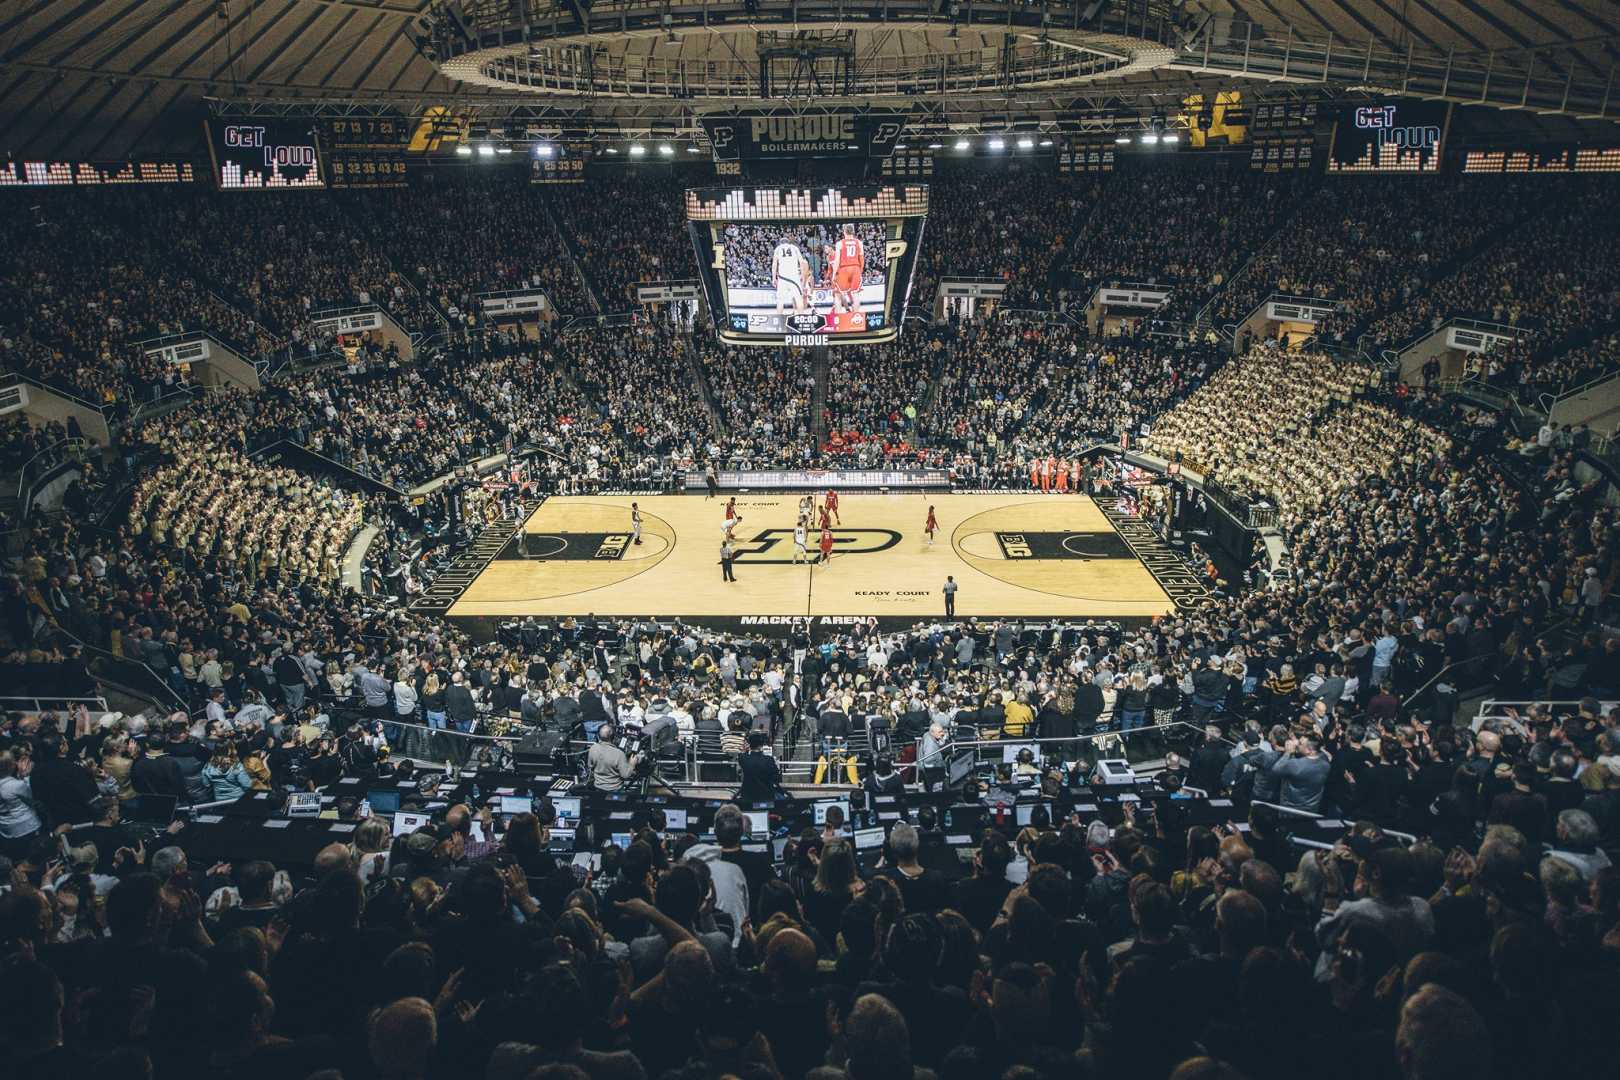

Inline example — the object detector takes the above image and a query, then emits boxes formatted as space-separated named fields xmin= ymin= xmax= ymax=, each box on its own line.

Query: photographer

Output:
xmin=588 ymin=722 xmax=640 ymax=792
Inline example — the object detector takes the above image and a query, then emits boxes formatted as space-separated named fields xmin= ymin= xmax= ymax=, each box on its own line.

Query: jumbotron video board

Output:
xmin=687 ymin=185 xmax=927 ymax=346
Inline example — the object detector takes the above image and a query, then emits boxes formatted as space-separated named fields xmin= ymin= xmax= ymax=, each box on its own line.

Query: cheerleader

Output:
xmin=924 ymin=505 xmax=938 ymax=546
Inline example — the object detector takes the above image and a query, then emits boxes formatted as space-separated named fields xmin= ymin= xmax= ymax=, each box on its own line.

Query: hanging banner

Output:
xmin=700 ymin=112 xmax=906 ymax=161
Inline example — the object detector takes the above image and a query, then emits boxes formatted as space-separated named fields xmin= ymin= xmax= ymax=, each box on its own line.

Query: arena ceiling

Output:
xmin=0 ymin=0 xmax=1617 ymax=159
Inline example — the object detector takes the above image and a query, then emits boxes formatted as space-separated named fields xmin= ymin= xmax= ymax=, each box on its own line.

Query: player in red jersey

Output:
xmin=924 ymin=505 xmax=938 ymax=546
xmin=824 ymin=488 xmax=841 ymax=525
xmin=829 ymin=223 xmax=866 ymax=314
xmin=819 ymin=525 xmax=835 ymax=563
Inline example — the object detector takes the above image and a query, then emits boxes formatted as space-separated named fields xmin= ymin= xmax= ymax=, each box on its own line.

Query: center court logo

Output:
xmin=732 ymin=528 xmax=901 ymax=563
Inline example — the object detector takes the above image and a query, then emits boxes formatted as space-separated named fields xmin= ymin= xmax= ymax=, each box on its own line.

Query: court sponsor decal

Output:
xmin=994 ymin=531 xmax=1135 ymax=560
xmin=521 ymin=532 xmax=633 ymax=561
xmin=1097 ymin=506 xmax=1213 ymax=610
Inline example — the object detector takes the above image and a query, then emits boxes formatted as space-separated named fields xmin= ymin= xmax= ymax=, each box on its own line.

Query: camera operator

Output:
xmin=588 ymin=721 xmax=640 ymax=792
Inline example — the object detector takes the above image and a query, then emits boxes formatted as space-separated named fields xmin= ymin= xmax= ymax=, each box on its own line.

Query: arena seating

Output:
xmin=548 ymin=171 xmax=694 ymax=310
xmin=3 ymin=166 xmax=1619 ymax=1080
xmin=1212 ymin=176 xmax=1537 ymax=340
xmin=1363 ymin=178 xmax=1620 ymax=355
xmin=1069 ymin=170 xmax=1307 ymax=320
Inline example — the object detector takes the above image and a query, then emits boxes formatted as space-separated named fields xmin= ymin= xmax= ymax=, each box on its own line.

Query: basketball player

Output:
xmin=793 ymin=518 xmax=809 ymax=564
xmin=829 ymin=223 xmax=866 ymax=314
xmin=798 ymin=492 xmax=814 ymax=523
xmin=824 ymin=488 xmax=841 ymax=526
xmin=924 ymin=505 xmax=938 ymax=546
xmin=818 ymin=525 xmax=835 ymax=564
xmin=630 ymin=502 xmax=643 ymax=546
xmin=772 ymin=236 xmax=811 ymax=315
xmin=724 ymin=496 xmax=738 ymax=526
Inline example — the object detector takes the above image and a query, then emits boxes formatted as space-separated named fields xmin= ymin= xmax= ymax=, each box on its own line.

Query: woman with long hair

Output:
xmin=803 ymin=838 xmax=864 ymax=946
xmin=202 ymin=741 xmax=254 ymax=801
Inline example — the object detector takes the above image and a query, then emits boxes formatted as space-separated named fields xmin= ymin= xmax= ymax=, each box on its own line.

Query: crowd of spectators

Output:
xmin=269 ymin=360 xmax=507 ymax=489
xmin=2 ymin=445 xmax=1616 ymax=1077
xmin=696 ymin=340 xmax=817 ymax=468
xmin=163 ymin=193 xmax=443 ymax=345
xmin=128 ymin=438 xmax=363 ymax=590
xmin=0 ymin=192 xmax=274 ymax=405
xmin=549 ymin=172 xmax=694 ymax=309
xmin=352 ymin=171 xmax=590 ymax=324
xmin=561 ymin=323 xmax=718 ymax=467
xmin=1142 ymin=344 xmax=1392 ymax=512
xmin=1211 ymin=177 xmax=1535 ymax=341
xmin=454 ymin=341 xmax=638 ymax=488
xmin=1363 ymin=179 xmax=1620 ymax=353
xmin=820 ymin=334 xmax=940 ymax=456
xmin=913 ymin=168 xmax=1101 ymax=312
xmin=1069 ymin=170 xmax=1306 ymax=321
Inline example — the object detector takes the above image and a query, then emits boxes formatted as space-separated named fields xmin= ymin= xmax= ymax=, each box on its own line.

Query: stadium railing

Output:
xmin=1468 ymin=698 xmax=1619 ymax=734
xmin=0 ymin=693 xmax=110 ymax=715
xmin=378 ymin=716 xmax=1217 ymax=790
xmin=13 ymin=436 xmax=89 ymax=517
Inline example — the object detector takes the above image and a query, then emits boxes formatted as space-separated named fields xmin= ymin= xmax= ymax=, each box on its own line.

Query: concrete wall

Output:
xmin=18 ymin=382 xmax=111 ymax=445
xmin=1549 ymin=373 xmax=1620 ymax=435
xmin=197 ymin=338 xmax=261 ymax=393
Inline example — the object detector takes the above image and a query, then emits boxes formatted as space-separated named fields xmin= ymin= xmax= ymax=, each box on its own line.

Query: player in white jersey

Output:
xmin=793 ymin=519 xmax=808 ymax=564
xmin=773 ymin=238 xmax=811 ymax=314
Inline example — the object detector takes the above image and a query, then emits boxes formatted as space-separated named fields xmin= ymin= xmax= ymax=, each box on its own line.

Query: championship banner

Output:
xmin=701 ymin=112 xmax=906 ymax=161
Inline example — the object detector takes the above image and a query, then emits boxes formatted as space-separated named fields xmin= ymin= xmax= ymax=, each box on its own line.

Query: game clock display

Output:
xmin=687 ymin=185 xmax=928 ymax=347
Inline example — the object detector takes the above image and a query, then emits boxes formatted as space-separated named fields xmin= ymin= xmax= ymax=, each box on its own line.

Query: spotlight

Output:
xmin=455 ymin=145 xmax=472 ymax=156
xmin=658 ymin=144 xmax=674 ymax=155
xmin=1039 ymin=138 xmax=1053 ymax=147
xmin=495 ymin=145 xmax=513 ymax=154
xmin=1139 ymin=133 xmax=1159 ymax=144
xmin=629 ymin=144 xmax=647 ymax=156
xmin=535 ymin=144 xmax=554 ymax=157
xmin=1162 ymin=133 xmax=1179 ymax=143
xmin=685 ymin=145 xmax=703 ymax=153
xmin=605 ymin=147 xmax=619 ymax=154
xmin=954 ymin=138 xmax=971 ymax=151
xmin=1016 ymin=136 xmax=1034 ymax=150
xmin=928 ymin=141 xmax=944 ymax=150
xmin=988 ymin=136 xmax=1005 ymax=151
xmin=1114 ymin=134 xmax=1131 ymax=144
xmin=477 ymin=143 xmax=495 ymax=156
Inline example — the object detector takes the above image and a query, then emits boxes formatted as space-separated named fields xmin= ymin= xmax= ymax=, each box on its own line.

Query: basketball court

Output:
xmin=446 ymin=493 xmax=1208 ymax=625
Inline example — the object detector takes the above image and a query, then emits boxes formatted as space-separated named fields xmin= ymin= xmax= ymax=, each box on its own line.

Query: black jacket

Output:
xmin=737 ymin=751 xmax=783 ymax=803
xmin=445 ymin=684 xmax=477 ymax=724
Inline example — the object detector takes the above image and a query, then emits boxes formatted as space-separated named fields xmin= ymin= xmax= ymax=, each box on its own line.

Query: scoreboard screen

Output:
xmin=1327 ymin=100 xmax=1449 ymax=173
xmin=206 ymin=119 xmax=323 ymax=189
xmin=687 ymin=185 xmax=928 ymax=347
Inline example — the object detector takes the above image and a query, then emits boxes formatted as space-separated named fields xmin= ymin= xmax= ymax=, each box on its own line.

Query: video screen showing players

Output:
xmin=721 ymin=222 xmax=888 ymax=336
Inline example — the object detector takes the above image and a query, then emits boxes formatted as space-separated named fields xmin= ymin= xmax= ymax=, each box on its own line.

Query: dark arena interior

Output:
xmin=5 ymin=1 xmax=1620 ymax=1077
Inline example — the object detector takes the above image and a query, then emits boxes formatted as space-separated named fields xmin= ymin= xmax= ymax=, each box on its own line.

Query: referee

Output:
xmin=943 ymin=575 xmax=958 ymax=617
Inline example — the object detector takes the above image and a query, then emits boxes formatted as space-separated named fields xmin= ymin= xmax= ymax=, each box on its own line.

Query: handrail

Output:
xmin=14 ymin=437 xmax=89 ymax=503
xmin=0 ymin=693 xmax=110 ymax=713
xmin=1 ymin=369 xmax=108 ymax=416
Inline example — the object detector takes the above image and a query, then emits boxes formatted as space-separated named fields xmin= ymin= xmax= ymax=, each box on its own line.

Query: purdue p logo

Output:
xmin=709 ymin=125 xmax=735 ymax=150
xmin=732 ymin=528 xmax=902 ymax=563
xmin=873 ymin=122 xmax=903 ymax=145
